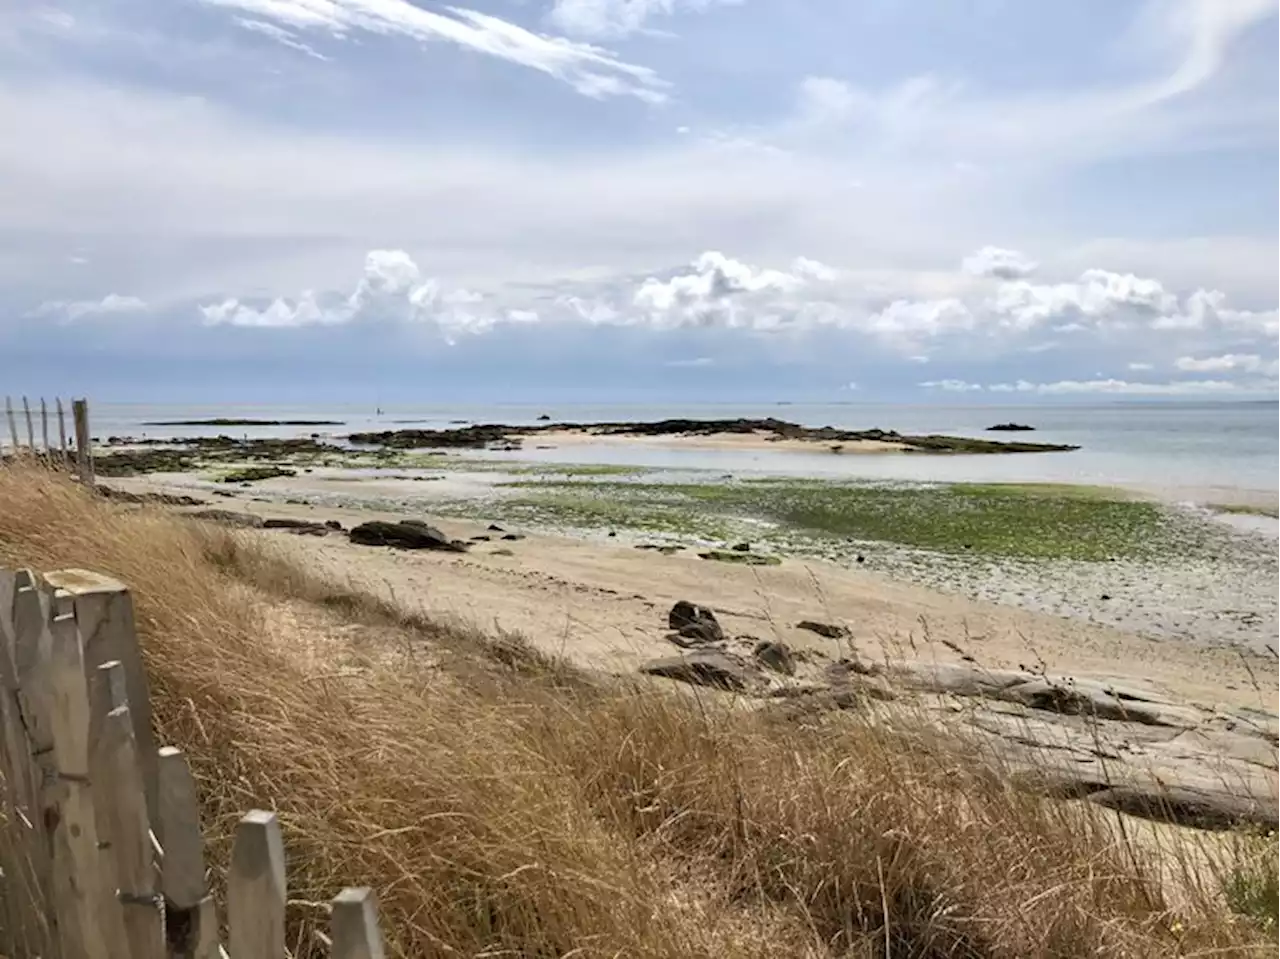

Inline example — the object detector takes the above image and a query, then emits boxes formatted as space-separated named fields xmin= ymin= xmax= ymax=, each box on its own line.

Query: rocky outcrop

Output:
xmin=349 ymin=520 xmax=468 ymax=552
xmin=986 ymin=423 xmax=1035 ymax=432
xmin=797 ymin=620 xmax=850 ymax=640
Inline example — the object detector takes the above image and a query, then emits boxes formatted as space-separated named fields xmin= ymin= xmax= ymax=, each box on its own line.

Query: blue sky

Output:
xmin=1 ymin=0 xmax=1277 ymax=403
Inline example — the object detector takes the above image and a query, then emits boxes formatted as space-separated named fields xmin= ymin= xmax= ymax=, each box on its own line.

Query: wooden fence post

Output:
xmin=72 ymin=398 xmax=93 ymax=484
xmin=22 ymin=396 xmax=35 ymax=452
xmin=41 ymin=398 xmax=50 ymax=463
xmin=44 ymin=570 xmax=160 ymax=831
xmin=331 ymin=887 xmax=386 ymax=959
xmin=88 ymin=661 xmax=164 ymax=959
xmin=8 ymin=574 xmax=65 ymax=958
xmin=5 ymin=396 xmax=18 ymax=456
xmin=57 ymin=397 xmax=70 ymax=467
xmin=228 ymin=810 xmax=286 ymax=958
xmin=42 ymin=603 xmax=123 ymax=959
xmin=157 ymin=747 xmax=221 ymax=959
xmin=0 ymin=570 xmax=55 ymax=958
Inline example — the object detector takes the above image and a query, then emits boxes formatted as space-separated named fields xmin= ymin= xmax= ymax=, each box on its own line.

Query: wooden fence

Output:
xmin=2 ymin=397 xmax=94 ymax=485
xmin=0 ymin=568 xmax=385 ymax=958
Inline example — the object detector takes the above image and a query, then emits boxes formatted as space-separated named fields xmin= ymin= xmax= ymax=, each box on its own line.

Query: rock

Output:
xmin=471 ymin=534 xmax=491 ymax=541
xmin=986 ymin=423 xmax=1036 ymax=432
xmin=640 ymin=650 xmax=758 ymax=691
xmin=537 ymin=414 xmax=551 ymax=421
xmin=855 ymin=554 xmax=865 ymax=564
xmin=607 ymin=530 xmax=617 ymax=537
xmin=263 ymin=518 xmax=330 ymax=534
xmin=487 ymin=524 xmax=505 ymax=532
xmin=184 ymin=509 xmax=264 ymax=528
xmin=501 ymin=533 xmax=525 ymax=541
xmin=796 ymin=620 xmax=850 ymax=640
xmin=324 ymin=520 xmax=343 ymax=531
xmin=1085 ymin=784 xmax=1279 ymax=831
xmin=753 ymin=640 xmax=796 ymax=676
xmin=1002 ymin=678 xmax=1176 ymax=726
xmin=348 ymin=521 xmax=468 ymax=552
xmin=668 ymin=601 xmax=724 ymax=643
xmin=699 ymin=550 xmax=780 ymax=566
xmin=731 ymin=542 xmax=751 ymax=552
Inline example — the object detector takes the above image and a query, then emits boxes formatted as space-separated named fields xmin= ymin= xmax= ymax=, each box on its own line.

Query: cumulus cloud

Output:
xmin=919 ymin=378 xmax=983 ymax=392
xmin=196 ymin=0 xmax=668 ymax=101
xmin=961 ymin=246 xmax=1039 ymax=280
xmin=631 ymin=251 xmax=829 ymax=329
xmin=200 ymin=249 xmax=489 ymax=340
xmin=548 ymin=0 xmax=737 ymax=38
xmin=30 ymin=293 xmax=148 ymax=321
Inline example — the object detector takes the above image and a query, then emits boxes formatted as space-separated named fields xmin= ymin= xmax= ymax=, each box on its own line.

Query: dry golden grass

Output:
xmin=0 ymin=462 xmax=1272 ymax=957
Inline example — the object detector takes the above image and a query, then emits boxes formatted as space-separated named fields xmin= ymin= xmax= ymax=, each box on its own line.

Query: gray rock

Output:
xmin=753 ymin=640 xmax=796 ymax=676
xmin=184 ymin=509 xmax=264 ymax=528
xmin=668 ymin=601 xmax=724 ymax=644
xmin=796 ymin=620 xmax=850 ymax=640
xmin=640 ymin=650 xmax=758 ymax=691
xmin=1085 ymin=784 xmax=1279 ymax=831
xmin=349 ymin=521 xmax=468 ymax=552
xmin=262 ymin=517 xmax=329 ymax=533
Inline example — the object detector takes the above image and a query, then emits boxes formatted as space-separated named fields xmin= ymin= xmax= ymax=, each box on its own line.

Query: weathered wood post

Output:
xmin=44 ymin=570 xmax=160 ymax=831
xmin=22 ymin=396 xmax=35 ymax=452
xmin=57 ymin=397 xmax=70 ymax=467
xmin=72 ymin=398 xmax=94 ymax=484
xmin=228 ymin=810 xmax=287 ymax=958
xmin=88 ymin=661 xmax=164 ymax=959
xmin=332 ymin=887 xmax=387 ymax=959
xmin=4 ymin=396 xmax=19 ymax=456
xmin=41 ymin=397 xmax=50 ymax=464
xmin=157 ymin=747 xmax=221 ymax=959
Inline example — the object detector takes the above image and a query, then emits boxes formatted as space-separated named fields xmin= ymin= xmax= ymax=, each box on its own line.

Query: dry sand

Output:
xmin=147 ymin=491 xmax=1277 ymax=715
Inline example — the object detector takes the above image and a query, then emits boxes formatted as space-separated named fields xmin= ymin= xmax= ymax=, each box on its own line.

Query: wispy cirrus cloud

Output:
xmin=194 ymin=0 xmax=669 ymax=100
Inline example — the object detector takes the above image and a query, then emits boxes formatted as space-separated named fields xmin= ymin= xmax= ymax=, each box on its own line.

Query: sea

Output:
xmin=85 ymin=400 xmax=1278 ymax=504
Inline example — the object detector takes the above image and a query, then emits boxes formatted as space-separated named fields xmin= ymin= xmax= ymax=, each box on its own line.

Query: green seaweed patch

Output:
xmin=698 ymin=549 xmax=781 ymax=566
xmin=500 ymin=479 xmax=1218 ymax=562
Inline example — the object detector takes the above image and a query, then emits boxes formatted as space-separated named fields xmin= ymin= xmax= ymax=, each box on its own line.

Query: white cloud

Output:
xmin=1127 ymin=361 xmax=1154 ymax=371
xmin=233 ymin=16 xmax=326 ymax=59
xmin=548 ymin=0 xmax=738 ymax=38
xmin=961 ymin=246 xmax=1039 ymax=280
xmin=664 ymin=356 xmax=715 ymax=367
xmin=631 ymin=251 xmax=821 ymax=328
xmin=30 ymin=293 xmax=148 ymax=321
xmin=990 ymin=269 xmax=1179 ymax=331
xmin=195 ymin=0 xmax=668 ymax=101
xmin=992 ymin=377 xmax=1245 ymax=395
xmin=920 ymin=379 xmax=984 ymax=392
xmin=867 ymin=298 xmax=973 ymax=340
xmin=1174 ymin=353 xmax=1277 ymax=374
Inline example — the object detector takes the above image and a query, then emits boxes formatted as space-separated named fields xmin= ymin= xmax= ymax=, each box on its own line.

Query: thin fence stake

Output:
xmin=41 ymin=398 xmax=50 ymax=463
xmin=228 ymin=810 xmax=286 ymax=959
xmin=86 ymin=662 xmax=164 ymax=959
xmin=157 ymin=747 xmax=221 ymax=959
xmin=45 ymin=604 xmax=128 ymax=959
xmin=44 ymin=570 xmax=159 ymax=828
xmin=4 ymin=396 xmax=18 ymax=456
xmin=331 ymin=887 xmax=386 ymax=959
xmin=22 ymin=396 xmax=35 ymax=451
xmin=57 ymin=397 xmax=69 ymax=467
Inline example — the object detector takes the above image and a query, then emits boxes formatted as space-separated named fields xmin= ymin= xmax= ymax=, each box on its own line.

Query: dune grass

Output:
xmin=0 ymin=462 xmax=1271 ymax=958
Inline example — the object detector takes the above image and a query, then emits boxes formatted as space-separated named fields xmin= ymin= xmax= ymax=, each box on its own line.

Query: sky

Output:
xmin=1 ymin=0 xmax=1277 ymax=404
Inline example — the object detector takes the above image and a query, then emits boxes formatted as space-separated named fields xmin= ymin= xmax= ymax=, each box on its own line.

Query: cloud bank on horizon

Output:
xmin=1 ymin=0 xmax=1276 ymax=401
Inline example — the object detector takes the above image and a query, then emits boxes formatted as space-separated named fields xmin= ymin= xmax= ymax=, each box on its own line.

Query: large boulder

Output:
xmin=640 ymin=650 xmax=758 ymax=691
xmin=753 ymin=640 xmax=796 ymax=676
xmin=668 ymin=600 xmax=724 ymax=643
xmin=349 ymin=520 xmax=468 ymax=552
xmin=796 ymin=620 xmax=850 ymax=640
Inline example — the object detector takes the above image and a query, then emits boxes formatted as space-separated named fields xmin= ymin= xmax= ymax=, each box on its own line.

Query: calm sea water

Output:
xmin=88 ymin=401 xmax=1279 ymax=498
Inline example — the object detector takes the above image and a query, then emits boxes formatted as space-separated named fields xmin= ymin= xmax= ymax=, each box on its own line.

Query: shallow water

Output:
xmin=85 ymin=400 xmax=1279 ymax=498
